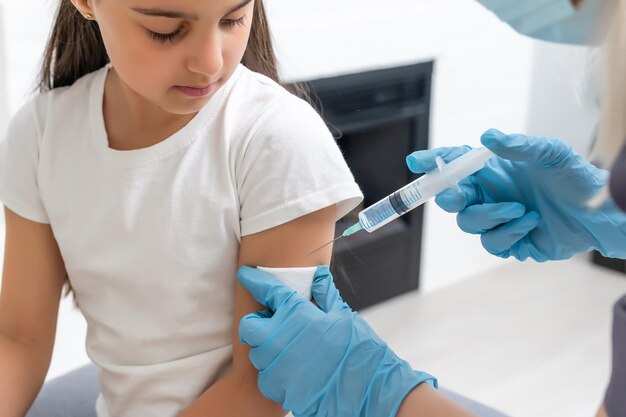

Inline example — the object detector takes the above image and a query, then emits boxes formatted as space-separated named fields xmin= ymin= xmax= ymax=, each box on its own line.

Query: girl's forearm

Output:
xmin=0 ymin=331 xmax=51 ymax=417
xmin=178 ymin=368 xmax=286 ymax=417
xmin=396 ymin=384 xmax=480 ymax=417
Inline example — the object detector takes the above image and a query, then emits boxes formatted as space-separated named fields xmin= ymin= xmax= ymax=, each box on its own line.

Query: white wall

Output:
xmin=526 ymin=41 xmax=600 ymax=154
xmin=0 ymin=0 xmax=55 ymax=118
xmin=0 ymin=4 xmax=8 ymax=137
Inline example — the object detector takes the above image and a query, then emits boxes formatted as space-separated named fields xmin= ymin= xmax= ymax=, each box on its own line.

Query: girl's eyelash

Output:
xmin=221 ymin=14 xmax=247 ymax=29
xmin=147 ymin=14 xmax=246 ymax=44
xmin=148 ymin=26 xmax=184 ymax=44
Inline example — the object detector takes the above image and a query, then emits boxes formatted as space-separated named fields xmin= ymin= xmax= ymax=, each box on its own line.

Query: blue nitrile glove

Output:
xmin=406 ymin=129 xmax=626 ymax=262
xmin=237 ymin=265 xmax=437 ymax=417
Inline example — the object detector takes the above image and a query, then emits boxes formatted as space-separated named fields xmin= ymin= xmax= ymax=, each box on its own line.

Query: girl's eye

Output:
xmin=221 ymin=14 xmax=247 ymax=29
xmin=147 ymin=26 xmax=184 ymax=44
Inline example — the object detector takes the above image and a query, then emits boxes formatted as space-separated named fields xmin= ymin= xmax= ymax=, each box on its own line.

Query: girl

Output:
xmin=0 ymin=1 xmax=362 ymax=416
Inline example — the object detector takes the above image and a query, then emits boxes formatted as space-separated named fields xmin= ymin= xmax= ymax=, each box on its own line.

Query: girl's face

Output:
xmin=82 ymin=0 xmax=255 ymax=115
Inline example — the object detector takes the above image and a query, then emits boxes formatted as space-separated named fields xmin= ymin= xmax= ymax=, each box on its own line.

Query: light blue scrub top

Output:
xmin=478 ymin=0 xmax=608 ymax=44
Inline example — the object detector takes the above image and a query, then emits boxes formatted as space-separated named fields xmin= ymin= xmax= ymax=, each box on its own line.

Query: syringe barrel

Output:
xmin=357 ymin=147 xmax=494 ymax=233
xmin=358 ymin=178 xmax=426 ymax=232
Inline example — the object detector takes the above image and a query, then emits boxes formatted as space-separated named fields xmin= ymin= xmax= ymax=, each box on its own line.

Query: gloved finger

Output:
xmin=311 ymin=266 xmax=350 ymax=313
xmin=406 ymin=146 xmax=472 ymax=174
xmin=256 ymin=370 xmax=283 ymax=404
xmin=480 ymin=211 xmax=541 ymax=255
xmin=433 ymin=177 xmax=481 ymax=213
xmin=248 ymin=318 xmax=304 ymax=371
xmin=256 ymin=309 xmax=273 ymax=319
xmin=237 ymin=266 xmax=301 ymax=311
xmin=248 ymin=341 xmax=278 ymax=372
xmin=481 ymin=129 xmax=574 ymax=168
xmin=239 ymin=311 xmax=273 ymax=347
xmin=456 ymin=202 xmax=526 ymax=234
xmin=509 ymin=238 xmax=565 ymax=263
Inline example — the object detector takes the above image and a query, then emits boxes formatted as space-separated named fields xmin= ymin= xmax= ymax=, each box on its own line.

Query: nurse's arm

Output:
xmin=179 ymin=205 xmax=336 ymax=417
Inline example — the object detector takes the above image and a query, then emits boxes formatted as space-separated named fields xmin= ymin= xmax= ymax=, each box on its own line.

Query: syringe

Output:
xmin=341 ymin=148 xmax=494 ymax=237
xmin=342 ymin=147 xmax=495 ymax=238
xmin=307 ymin=147 xmax=495 ymax=256
xmin=307 ymin=148 xmax=495 ymax=256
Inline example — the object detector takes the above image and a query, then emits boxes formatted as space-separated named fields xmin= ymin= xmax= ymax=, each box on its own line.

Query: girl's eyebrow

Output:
xmin=131 ymin=7 xmax=199 ymax=20
xmin=225 ymin=0 xmax=254 ymax=15
xmin=131 ymin=0 xmax=254 ymax=20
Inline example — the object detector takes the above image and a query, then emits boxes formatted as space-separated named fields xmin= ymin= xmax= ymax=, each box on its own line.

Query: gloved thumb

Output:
xmin=311 ymin=266 xmax=350 ymax=313
xmin=237 ymin=266 xmax=299 ymax=312
xmin=481 ymin=128 xmax=574 ymax=167
xmin=239 ymin=310 xmax=272 ymax=347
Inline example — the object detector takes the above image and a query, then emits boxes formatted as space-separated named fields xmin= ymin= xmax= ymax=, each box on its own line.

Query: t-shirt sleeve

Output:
xmin=0 ymin=100 xmax=49 ymax=224
xmin=237 ymin=95 xmax=363 ymax=237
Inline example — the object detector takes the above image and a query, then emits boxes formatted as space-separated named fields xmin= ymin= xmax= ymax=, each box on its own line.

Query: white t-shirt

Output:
xmin=0 ymin=64 xmax=363 ymax=417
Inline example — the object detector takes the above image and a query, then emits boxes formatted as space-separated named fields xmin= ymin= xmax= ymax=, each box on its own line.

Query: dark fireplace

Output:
xmin=306 ymin=62 xmax=434 ymax=310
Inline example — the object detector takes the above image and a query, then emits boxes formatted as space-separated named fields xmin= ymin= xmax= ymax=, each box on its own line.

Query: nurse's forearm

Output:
xmin=396 ymin=384 xmax=479 ymax=417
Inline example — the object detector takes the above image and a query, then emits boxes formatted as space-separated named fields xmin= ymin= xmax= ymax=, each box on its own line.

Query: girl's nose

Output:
xmin=185 ymin=31 xmax=223 ymax=77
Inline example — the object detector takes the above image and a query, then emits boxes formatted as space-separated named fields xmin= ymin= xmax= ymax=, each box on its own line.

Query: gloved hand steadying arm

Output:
xmin=406 ymin=129 xmax=626 ymax=262
xmin=237 ymin=265 xmax=437 ymax=417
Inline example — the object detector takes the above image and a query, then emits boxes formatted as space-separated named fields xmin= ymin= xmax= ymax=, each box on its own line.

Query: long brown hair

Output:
xmin=39 ymin=0 xmax=295 ymax=94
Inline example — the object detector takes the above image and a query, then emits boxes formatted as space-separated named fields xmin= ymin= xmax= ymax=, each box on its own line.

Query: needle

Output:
xmin=306 ymin=235 xmax=344 ymax=257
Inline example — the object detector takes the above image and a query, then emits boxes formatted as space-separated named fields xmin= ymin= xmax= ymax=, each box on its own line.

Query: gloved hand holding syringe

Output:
xmin=309 ymin=147 xmax=495 ymax=255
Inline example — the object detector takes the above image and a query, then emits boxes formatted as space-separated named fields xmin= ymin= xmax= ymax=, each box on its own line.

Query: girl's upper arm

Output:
xmin=232 ymin=204 xmax=337 ymax=373
xmin=0 ymin=207 xmax=66 ymax=348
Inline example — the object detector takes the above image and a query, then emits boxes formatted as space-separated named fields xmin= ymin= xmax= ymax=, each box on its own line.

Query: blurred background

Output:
xmin=0 ymin=1 xmax=624 ymax=416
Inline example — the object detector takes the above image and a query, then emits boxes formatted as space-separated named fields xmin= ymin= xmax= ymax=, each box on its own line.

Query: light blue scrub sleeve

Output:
xmin=478 ymin=0 xmax=608 ymax=44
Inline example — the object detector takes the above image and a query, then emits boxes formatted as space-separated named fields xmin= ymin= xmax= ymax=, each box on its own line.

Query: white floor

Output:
xmin=48 ymin=255 xmax=626 ymax=417
xmin=360 ymin=255 xmax=626 ymax=417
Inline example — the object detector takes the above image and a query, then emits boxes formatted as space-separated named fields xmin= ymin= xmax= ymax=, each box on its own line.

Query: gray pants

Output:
xmin=26 ymin=364 xmax=508 ymax=417
xmin=604 ymin=294 xmax=626 ymax=417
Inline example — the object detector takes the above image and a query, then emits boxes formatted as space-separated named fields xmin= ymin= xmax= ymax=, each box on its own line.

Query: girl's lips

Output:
xmin=175 ymin=82 xmax=217 ymax=97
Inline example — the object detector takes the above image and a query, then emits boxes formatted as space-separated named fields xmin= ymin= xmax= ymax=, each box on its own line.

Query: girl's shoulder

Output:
xmin=15 ymin=65 xmax=107 ymax=136
xmin=234 ymin=65 xmax=293 ymax=100
xmin=229 ymin=66 xmax=337 ymax=162
xmin=228 ymin=65 xmax=315 ymax=121
xmin=36 ymin=65 xmax=107 ymax=116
